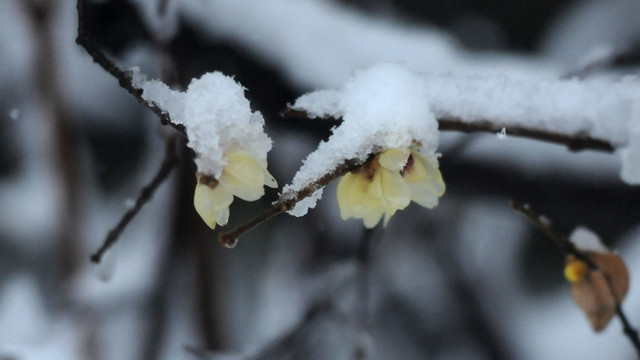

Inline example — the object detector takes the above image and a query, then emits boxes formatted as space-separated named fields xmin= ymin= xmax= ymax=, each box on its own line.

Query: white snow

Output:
xmin=135 ymin=71 xmax=273 ymax=178
xmin=180 ymin=0 xmax=559 ymax=89
xmin=285 ymin=63 xmax=439 ymax=216
xmin=294 ymin=68 xmax=640 ymax=185
xmin=619 ymin=103 xmax=640 ymax=184
xmin=569 ymin=226 xmax=608 ymax=252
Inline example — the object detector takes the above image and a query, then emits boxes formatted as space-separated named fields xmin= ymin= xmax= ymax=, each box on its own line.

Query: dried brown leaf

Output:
xmin=566 ymin=252 xmax=629 ymax=332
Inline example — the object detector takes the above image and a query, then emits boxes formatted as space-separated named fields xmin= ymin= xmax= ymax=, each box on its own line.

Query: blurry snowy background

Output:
xmin=2 ymin=0 xmax=640 ymax=359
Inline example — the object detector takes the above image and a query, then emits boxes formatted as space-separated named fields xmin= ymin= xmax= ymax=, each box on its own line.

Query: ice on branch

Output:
xmin=285 ymin=63 xmax=442 ymax=220
xmin=133 ymin=71 xmax=277 ymax=229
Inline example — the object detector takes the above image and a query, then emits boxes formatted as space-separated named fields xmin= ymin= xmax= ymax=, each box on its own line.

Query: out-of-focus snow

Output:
xmin=285 ymin=63 xmax=439 ymax=216
xmin=0 ymin=0 xmax=33 ymax=93
xmin=135 ymin=71 xmax=273 ymax=178
xmin=619 ymin=105 xmax=640 ymax=184
xmin=54 ymin=0 xmax=144 ymax=126
xmin=569 ymin=226 xmax=608 ymax=252
xmin=0 ymin=276 xmax=81 ymax=360
xmin=541 ymin=0 xmax=640 ymax=71
xmin=180 ymin=0 xmax=559 ymax=89
xmin=129 ymin=0 xmax=180 ymax=40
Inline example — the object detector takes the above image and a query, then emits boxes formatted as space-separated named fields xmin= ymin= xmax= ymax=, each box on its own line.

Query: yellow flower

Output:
xmin=194 ymin=151 xmax=277 ymax=229
xmin=337 ymin=147 xmax=444 ymax=228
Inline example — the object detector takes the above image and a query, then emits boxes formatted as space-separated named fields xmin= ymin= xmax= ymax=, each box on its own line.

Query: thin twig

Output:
xmin=509 ymin=199 xmax=640 ymax=356
xmin=91 ymin=136 xmax=179 ymax=263
xmin=281 ymin=108 xmax=615 ymax=153
xmin=508 ymin=199 xmax=596 ymax=267
xmin=218 ymin=159 xmax=362 ymax=247
xmin=75 ymin=0 xmax=186 ymax=137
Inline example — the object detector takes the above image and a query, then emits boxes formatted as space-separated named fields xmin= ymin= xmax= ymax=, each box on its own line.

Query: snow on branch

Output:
xmin=291 ymin=68 xmax=640 ymax=184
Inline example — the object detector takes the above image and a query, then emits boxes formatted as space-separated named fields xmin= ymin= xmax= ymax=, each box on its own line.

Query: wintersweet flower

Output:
xmin=194 ymin=151 xmax=277 ymax=229
xmin=337 ymin=147 xmax=444 ymax=228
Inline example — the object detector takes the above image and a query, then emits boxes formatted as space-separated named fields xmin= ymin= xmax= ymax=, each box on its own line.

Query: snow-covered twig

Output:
xmin=75 ymin=0 xmax=186 ymax=136
xmin=282 ymin=108 xmax=615 ymax=153
xmin=91 ymin=136 xmax=179 ymax=263
xmin=509 ymin=199 xmax=640 ymax=355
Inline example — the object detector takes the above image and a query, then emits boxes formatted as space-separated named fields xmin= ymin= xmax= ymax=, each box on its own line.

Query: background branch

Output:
xmin=509 ymin=199 xmax=640 ymax=355
xmin=75 ymin=0 xmax=186 ymax=136
xmin=91 ymin=136 xmax=179 ymax=263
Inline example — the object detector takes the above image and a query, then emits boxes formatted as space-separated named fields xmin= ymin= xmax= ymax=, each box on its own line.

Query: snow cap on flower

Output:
xmin=284 ymin=63 xmax=440 ymax=216
xmin=135 ymin=71 xmax=277 ymax=231
xmin=136 ymin=71 xmax=273 ymax=178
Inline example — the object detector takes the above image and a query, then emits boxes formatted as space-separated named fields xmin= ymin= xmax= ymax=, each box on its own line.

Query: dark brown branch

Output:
xmin=218 ymin=159 xmax=362 ymax=247
xmin=75 ymin=0 xmax=186 ymax=137
xmin=91 ymin=136 xmax=179 ymax=263
xmin=438 ymin=117 xmax=614 ymax=152
xmin=281 ymin=108 xmax=615 ymax=153
xmin=509 ymin=199 xmax=640 ymax=355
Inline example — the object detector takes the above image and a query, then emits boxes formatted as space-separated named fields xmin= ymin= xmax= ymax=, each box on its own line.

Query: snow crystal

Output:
xmin=135 ymin=71 xmax=272 ymax=178
xmin=285 ymin=63 xmax=439 ymax=216
xmin=569 ymin=226 xmax=608 ymax=252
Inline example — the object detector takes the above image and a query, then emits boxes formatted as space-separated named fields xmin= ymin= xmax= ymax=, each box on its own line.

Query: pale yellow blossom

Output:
xmin=337 ymin=147 xmax=444 ymax=228
xmin=194 ymin=151 xmax=277 ymax=229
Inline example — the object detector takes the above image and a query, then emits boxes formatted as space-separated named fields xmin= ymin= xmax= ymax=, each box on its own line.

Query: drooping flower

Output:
xmin=194 ymin=150 xmax=277 ymax=229
xmin=337 ymin=147 xmax=444 ymax=228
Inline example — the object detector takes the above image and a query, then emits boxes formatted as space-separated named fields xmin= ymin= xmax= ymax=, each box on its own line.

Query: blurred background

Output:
xmin=2 ymin=0 xmax=640 ymax=359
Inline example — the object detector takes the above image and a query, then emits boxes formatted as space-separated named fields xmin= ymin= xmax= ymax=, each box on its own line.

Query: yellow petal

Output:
xmin=362 ymin=206 xmax=384 ymax=228
xmin=405 ymin=151 xmax=445 ymax=208
xmin=378 ymin=148 xmax=410 ymax=172
xmin=219 ymin=152 xmax=265 ymax=201
xmin=194 ymin=183 xmax=234 ymax=229
xmin=263 ymin=168 xmax=278 ymax=188
xmin=337 ymin=172 xmax=357 ymax=219
xmin=337 ymin=171 xmax=370 ymax=220
xmin=379 ymin=167 xmax=410 ymax=210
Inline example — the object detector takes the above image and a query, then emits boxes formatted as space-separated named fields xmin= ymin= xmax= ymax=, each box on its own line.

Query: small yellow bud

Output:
xmin=564 ymin=259 xmax=588 ymax=283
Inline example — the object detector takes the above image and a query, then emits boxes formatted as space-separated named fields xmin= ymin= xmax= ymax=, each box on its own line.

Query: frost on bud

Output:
xmin=565 ymin=252 xmax=629 ymax=332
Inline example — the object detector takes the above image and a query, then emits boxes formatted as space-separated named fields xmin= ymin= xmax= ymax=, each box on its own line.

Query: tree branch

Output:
xmin=281 ymin=108 xmax=615 ymax=153
xmin=509 ymin=199 xmax=640 ymax=355
xmin=218 ymin=158 xmax=362 ymax=247
xmin=91 ymin=136 xmax=179 ymax=263
xmin=75 ymin=0 xmax=186 ymax=137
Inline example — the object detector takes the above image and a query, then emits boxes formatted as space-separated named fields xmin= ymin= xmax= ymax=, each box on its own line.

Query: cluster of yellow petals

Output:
xmin=194 ymin=151 xmax=277 ymax=229
xmin=337 ymin=147 xmax=445 ymax=228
